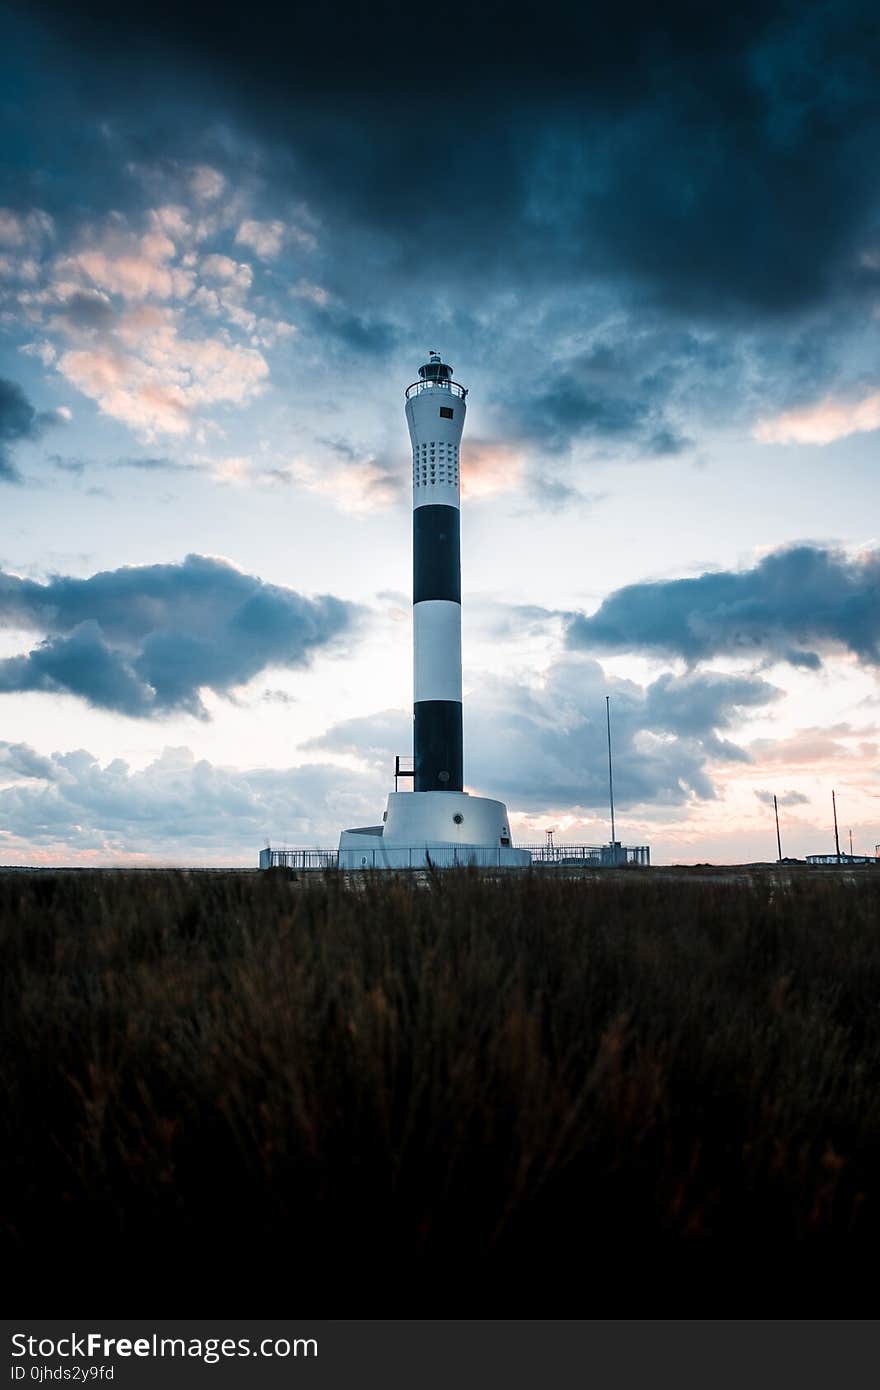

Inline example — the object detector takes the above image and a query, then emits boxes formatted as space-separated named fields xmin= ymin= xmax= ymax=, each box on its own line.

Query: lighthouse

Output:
xmin=338 ymin=352 xmax=530 ymax=868
xmin=408 ymin=351 xmax=465 ymax=793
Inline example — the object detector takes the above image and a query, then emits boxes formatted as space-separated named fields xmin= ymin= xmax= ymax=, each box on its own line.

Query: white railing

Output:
xmin=405 ymin=379 xmax=468 ymax=400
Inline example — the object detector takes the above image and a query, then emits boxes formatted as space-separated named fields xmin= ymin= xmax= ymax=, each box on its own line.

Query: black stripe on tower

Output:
xmin=413 ymin=505 xmax=461 ymax=604
xmin=414 ymin=701 xmax=463 ymax=793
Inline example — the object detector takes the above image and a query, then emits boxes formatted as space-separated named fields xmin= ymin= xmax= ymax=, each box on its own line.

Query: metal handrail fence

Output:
xmin=261 ymin=843 xmax=650 ymax=869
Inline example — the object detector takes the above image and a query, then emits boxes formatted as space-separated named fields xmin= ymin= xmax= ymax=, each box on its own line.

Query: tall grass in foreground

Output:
xmin=2 ymin=867 xmax=879 ymax=1311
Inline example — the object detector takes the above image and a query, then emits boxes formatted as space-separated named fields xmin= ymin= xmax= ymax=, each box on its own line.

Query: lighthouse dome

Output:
xmin=418 ymin=350 xmax=453 ymax=383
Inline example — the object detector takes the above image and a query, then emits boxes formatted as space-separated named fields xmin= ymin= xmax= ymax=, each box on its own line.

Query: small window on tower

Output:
xmin=439 ymin=407 xmax=454 ymax=419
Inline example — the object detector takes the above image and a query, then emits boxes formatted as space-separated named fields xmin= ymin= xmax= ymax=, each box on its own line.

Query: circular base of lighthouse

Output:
xmin=338 ymin=792 xmax=531 ymax=869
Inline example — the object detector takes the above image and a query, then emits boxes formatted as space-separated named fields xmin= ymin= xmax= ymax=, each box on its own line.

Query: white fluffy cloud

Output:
xmin=0 ymin=744 xmax=383 ymax=864
xmin=310 ymin=654 xmax=782 ymax=812
xmin=235 ymin=217 xmax=316 ymax=258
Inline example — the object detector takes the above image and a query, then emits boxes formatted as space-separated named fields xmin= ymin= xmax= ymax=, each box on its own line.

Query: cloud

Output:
xmin=497 ymin=333 xmax=703 ymax=458
xmin=278 ymin=436 xmax=405 ymax=512
xmin=47 ymin=454 xmax=86 ymax=474
xmin=298 ymin=300 xmax=399 ymax=358
xmin=6 ymin=201 xmax=279 ymax=436
xmin=460 ymin=439 xmax=523 ymax=501
xmin=56 ymin=318 xmax=269 ymax=434
xmin=755 ymin=389 xmax=880 ymax=445
xmin=0 ymin=554 xmax=358 ymax=717
xmin=0 ymin=376 xmax=66 ymax=482
xmin=235 ymin=219 xmax=289 ymax=258
xmin=55 ymin=210 xmax=196 ymax=300
xmin=0 ymin=741 xmax=59 ymax=782
xmin=291 ymin=279 xmax=328 ymax=307
xmin=7 ymin=4 xmax=880 ymax=470
xmin=0 ymin=743 xmax=384 ymax=862
xmin=58 ymin=291 xmax=115 ymax=329
xmin=747 ymin=723 xmax=878 ymax=767
xmin=311 ymin=655 xmax=781 ymax=811
xmin=114 ymin=454 xmax=195 ymax=471
xmin=754 ymin=789 xmax=810 ymax=807
xmin=568 ymin=544 xmax=880 ymax=669
xmin=524 ymin=477 xmax=606 ymax=514
xmin=21 ymin=0 xmax=880 ymax=328
xmin=189 ymin=165 xmax=226 ymax=202
xmin=0 ymin=207 xmax=53 ymax=249
xmin=199 ymin=253 xmax=252 ymax=288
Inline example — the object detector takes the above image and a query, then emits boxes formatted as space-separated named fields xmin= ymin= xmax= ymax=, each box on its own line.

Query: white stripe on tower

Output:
xmin=413 ymin=601 xmax=462 ymax=703
xmin=405 ymin=352 xmax=467 ymax=793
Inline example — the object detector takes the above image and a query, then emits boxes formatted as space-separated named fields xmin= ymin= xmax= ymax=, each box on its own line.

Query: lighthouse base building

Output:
xmin=338 ymin=791 xmax=531 ymax=870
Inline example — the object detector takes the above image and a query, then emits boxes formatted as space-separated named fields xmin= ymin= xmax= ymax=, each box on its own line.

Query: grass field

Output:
xmin=2 ymin=865 xmax=879 ymax=1312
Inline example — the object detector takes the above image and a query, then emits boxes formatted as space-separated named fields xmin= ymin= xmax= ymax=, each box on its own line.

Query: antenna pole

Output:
xmin=606 ymin=695 xmax=616 ymax=853
xmin=832 ymin=789 xmax=841 ymax=863
xmin=774 ymin=794 xmax=782 ymax=862
xmin=849 ymin=828 xmax=854 ymax=858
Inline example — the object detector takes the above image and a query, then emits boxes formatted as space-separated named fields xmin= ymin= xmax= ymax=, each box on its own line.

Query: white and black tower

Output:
xmin=408 ymin=351 xmax=465 ymax=793
xmin=338 ymin=352 xmax=530 ymax=868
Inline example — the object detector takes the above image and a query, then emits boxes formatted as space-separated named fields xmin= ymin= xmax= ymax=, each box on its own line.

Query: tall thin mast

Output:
xmin=774 ymin=794 xmax=782 ymax=862
xmin=606 ymin=694 xmax=616 ymax=848
xmin=832 ymin=789 xmax=841 ymax=864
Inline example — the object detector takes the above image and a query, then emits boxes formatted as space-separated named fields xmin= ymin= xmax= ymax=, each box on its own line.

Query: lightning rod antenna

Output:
xmin=606 ymin=694 xmax=616 ymax=850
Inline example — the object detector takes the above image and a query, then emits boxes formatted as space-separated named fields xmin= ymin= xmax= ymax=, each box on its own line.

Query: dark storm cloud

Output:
xmin=568 ymin=545 xmax=880 ymax=669
xmin=0 ymin=554 xmax=358 ymax=716
xmin=497 ymin=330 xmax=716 ymax=456
xmin=4 ymin=1 xmax=879 ymax=477
xmin=512 ymin=371 xmax=648 ymax=453
xmin=13 ymin=0 xmax=880 ymax=323
xmin=0 ymin=377 xmax=65 ymax=482
xmin=312 ymin=656 xmax=780 ymax=810
xmin=304 ymin=304 xmax=400 ymax=360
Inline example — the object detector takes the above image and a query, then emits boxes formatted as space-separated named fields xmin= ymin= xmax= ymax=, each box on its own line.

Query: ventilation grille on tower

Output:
xmin=413 ymin=441 xmax=460 ymax=490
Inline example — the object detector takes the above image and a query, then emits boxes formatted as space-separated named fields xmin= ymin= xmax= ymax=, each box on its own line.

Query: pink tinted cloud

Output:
xmin=755 ymin=390 xmax=880 ymax=445
xmin=747 ymin=722 xmax=878 ymax=767
xmin=461 ymin=438 xmax=524 ymax=500
xmin=279 ymin=455 xmax=401 ymax=512
xmin=56 ymin=213 xmax=195 ymax=302
xmin=57 ymin=307 xmax=269 ymax=435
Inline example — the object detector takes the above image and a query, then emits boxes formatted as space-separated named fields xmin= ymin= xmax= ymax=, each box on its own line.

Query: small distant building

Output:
xmin=805 ymin=853 xmax=877 ymax=865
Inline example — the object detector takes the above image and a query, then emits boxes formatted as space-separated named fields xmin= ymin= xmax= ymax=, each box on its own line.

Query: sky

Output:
xmin=0 ymin=0 xmax=878 ymax=865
